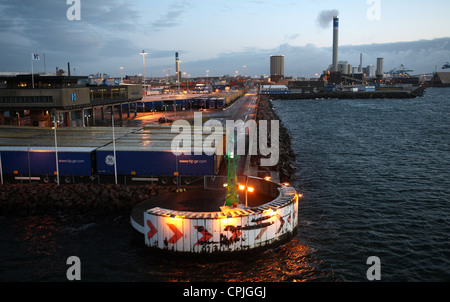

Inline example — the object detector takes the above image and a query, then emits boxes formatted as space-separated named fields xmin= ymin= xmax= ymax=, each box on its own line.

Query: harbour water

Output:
xmin=1 ymin=88 xmax=449 ymax=282
xmin=273 ymin=87 xmax=450 ymax=282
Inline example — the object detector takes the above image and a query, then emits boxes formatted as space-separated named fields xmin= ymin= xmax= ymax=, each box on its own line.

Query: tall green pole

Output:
xmin=225 ymin=130 xmax=239 ymax=207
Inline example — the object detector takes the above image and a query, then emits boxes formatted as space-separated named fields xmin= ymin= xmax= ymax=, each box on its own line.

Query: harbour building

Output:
xmin=0 ymin=74 xmax=142 ymax=127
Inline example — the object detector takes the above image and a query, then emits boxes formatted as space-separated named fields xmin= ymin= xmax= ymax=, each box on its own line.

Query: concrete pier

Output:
xmin=130 ymin=177 xmax=299 ymax=255
xmin=264 ymin=87 xmax=426 ymax=100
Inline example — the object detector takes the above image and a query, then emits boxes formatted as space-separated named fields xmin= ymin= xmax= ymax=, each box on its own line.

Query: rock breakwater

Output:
xmin=0 ymin=182 xmax=174 ymax=217
xmin=254 ymin=96 xmax=297 ymax=182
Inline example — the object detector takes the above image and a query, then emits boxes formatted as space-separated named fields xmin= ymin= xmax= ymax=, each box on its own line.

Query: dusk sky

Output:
xmin=1 ymin=0 xmax=450 ymax=77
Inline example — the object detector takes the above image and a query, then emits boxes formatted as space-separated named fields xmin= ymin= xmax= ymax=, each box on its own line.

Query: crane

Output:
xmin=389 ymin=64 xmax=414 ymax=77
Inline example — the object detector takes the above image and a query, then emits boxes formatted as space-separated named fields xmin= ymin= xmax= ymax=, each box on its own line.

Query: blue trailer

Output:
xmin=145 ymin=101 xmax=163 ymax=111
xmin=208 ymin=98 xmax=217 ymax=109
xmin=192 ymin=97 xmax=208 ymax=109
xmin=216 ymin=98 xmax=224 ymax=109
xmin=176 ymin=99 xmax=186 ymax=107
xmin=96 ymin=149 xmax=218 ymax=177
xmin=0 ymin=146 xmax=96 ymax=180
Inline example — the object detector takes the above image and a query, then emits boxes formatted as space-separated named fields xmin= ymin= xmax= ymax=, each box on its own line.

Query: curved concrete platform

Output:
xmin=130 ymin=177 xmax=299 ymax=255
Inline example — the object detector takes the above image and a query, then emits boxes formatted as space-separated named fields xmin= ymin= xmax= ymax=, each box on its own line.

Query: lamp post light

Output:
xmin=175 ymin=147 xmax=180 ymax=191
xmin=112 ymin=108 xmax=118 ymax=185
xmin=176 ymin=59 xmax=181 ymax=94
xmin=140 ymin=50 xmax=147 ymax=89
xmin=174 ymin=147 xmax=185 ymax=193
xmin=174 ymin=99 xmax=177 ymax=118
xmin=85 ymin=114 xmax=91 ymax=127
xmin=238 ymin=177 xmax=254 ymax=208
xmin=0 ymin=151 xmax=3 ymax=185
xmin=52 ymin=116 xmax=60 ymax=186
xmin=27 ymin=145 xmax=31 ymax=183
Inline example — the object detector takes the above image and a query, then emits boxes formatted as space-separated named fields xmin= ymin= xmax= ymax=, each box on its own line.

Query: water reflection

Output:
xmin=2 ymin=215 xmax=337 ymax=281
xmin=142 ymin=238 xmax=337 ymax=282
xmin=16 ymin=216 xmax=64 ymax=257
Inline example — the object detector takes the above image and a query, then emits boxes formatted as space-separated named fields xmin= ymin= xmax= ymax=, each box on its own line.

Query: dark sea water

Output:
xmin=1 ymin=88 xmax=449 ymax=282
xmin=272 ymin=87 xmax=450 ymax=282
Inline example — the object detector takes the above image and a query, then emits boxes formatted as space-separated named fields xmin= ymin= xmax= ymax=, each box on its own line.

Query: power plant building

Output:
xmin=270 ymin=55 xmax=285 ymax=82
xmin=324 ymin=15 xmax=387 ymax=83
xmin=376 ymin=58 xmax=384 ymax=79
xmin=338 ymin=61 xmax=352 ymax=75
xmin=363 ymin=65 xmax=376 ymax=77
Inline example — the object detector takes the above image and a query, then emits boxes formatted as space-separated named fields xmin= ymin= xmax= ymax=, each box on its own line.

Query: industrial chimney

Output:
xmin=359 ymin=53 xmax=363 ymax=73
xmin=376 ymin=58 xmax=384 ymax=80
xmin=332 ymin=16 xmax=339 ymax=73
xmin=68 ymin=62 xmax=71 ymax=77
xmin=175 ymin=52 xmax=180 ymax=83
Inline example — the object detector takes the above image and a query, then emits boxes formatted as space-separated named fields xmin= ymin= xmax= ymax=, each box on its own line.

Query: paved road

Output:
xmin=104 ymin=90 xmax=258 ymax=128
xmin=94 ymin=90 xmax=259 ymax=177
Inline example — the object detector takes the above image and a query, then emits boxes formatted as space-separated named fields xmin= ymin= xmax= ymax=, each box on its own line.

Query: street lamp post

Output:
xmin=53 ymin=115 xmax=60 ymax=186
xmin=175 ymin=147 xmax=180 ymax=192
xmin=27 ymin=145 xmax=31 ymax=183
xmin=112 ymin=107 xmax=118 ymax=185
xmin=238 ymin=177 xmax=254 ymax=208
xmin=140 ymin=50 xmax=147 ymax=89
xmin=0 ymin=152 xmax=3 ymax=185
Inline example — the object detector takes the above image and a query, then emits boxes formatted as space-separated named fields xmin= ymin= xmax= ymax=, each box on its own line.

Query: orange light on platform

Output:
xmin=264 ymin=176 xmax=271 ymax=181
xmin=238 ymin=184 xmax=245 ymax=191
xmin=168 ymin=214 xmax=182 ymax=222
xmin=247 ymin=187 xmax=255 ymax=193
xmin=282 ymin=182 xmax=290 ymax=187
xmin=264 ymin=208 xmax=275 ymax=215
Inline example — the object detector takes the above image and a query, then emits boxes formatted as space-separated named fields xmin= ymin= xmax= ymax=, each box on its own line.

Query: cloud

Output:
xmin=283 ymin=33 xmax=301 ymax=43
xmin=82 ymin=0 xmax=140 ymax=31
xmin=0 ymin=0 xmax=448 ymax=78
xmin=0 ymin=0 xmax=142 ymax=72
xmin=168 ymin=38 xmax=450 ymax=77
xmin=343 ymin=38 xmax=450 ymax=74
xmin=316 ymin=9 xmax=339 ymax=29
xmin=149 ymin=0 xmax=189 ymax=30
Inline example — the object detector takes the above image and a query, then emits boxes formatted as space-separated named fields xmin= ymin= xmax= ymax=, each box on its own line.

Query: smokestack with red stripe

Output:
xmin=332 ymin=16 xmax=339 ymax=73
xmin=175 ymin=52 xmax=180 ymax=83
